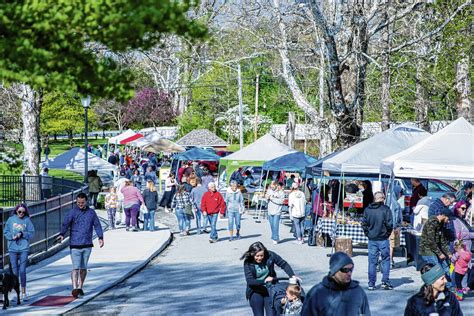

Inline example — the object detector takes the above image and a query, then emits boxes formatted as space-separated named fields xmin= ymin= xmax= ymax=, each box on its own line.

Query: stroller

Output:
xmin=265 ymin=277 xmax=304 ymax=316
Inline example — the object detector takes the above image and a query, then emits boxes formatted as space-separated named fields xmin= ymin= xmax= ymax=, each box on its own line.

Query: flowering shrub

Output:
xmin=0 ymin=147 xmax=23 ymax=174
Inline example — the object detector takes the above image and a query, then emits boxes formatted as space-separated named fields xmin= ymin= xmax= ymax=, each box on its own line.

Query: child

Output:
xmin=451 ymin=239 xmax=472 ymax=301
xmin=281 ymin=279 xmax=303 ymax=315
xmin=105 ymin=187 xmax=118 ymax=229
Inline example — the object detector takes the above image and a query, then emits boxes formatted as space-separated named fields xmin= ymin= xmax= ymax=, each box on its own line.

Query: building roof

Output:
xmin=176 ymin=129 xmax=228 ymax=147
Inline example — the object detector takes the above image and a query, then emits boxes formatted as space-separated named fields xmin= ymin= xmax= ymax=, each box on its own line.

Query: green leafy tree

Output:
xmin=0 ymin=0 xmax=206 ymax=175
xmin=41 ymin=91 xmax=95 ymax=139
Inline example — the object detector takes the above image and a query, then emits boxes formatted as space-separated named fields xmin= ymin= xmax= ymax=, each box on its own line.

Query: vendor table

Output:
xmin=316 ymin=218 xmax=409 ymax=246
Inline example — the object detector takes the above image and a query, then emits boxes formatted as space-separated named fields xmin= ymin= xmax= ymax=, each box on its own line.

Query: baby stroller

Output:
xmin=265 ymin=277 xmax=304 ymax=316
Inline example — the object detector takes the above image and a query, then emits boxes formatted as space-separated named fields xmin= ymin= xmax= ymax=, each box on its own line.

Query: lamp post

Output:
xmin=81 ymin=95 xmax=91 ymax=184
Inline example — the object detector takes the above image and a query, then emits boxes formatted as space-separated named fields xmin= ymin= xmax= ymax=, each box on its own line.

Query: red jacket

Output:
xmin=201 ymin=191 xmax=226 ymax=215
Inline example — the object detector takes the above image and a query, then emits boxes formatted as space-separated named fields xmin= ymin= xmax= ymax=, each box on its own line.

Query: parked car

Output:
xmin=395 ymin=178 xmax=456 ymax=213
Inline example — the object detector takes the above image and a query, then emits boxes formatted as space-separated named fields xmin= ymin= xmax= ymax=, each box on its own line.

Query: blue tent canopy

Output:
xmin=175 ymin=147 xmax=221 ymax=161
xmin=304 ymin=151 xmax=340 ymax=177
xmin=262 ymin=151 xmax=318 ymax=173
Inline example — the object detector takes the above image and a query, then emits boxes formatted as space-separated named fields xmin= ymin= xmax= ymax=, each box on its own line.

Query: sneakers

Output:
xmin=72 ymin=289 xmax=80 ymax=298
xmin=367 ymin=285 xmax=375 ymax=291
xmin=21 ymin=292 xmax=29 ymax=302
xmin=381 ymin=282 xmax=393 ymax=290
xmin=272 ymin=240 xmax=278 ymax=245
xmin=462 ymin=287 xmax=470 ymax=294
xmin=455 ymin=289 xmax=464 ymax=301
xmin=78 ymin=289 xmax=85 ymax=296
xmin=209 ymin=238 xmax=218 ymax=243
xmin=229 ymin=237 xmax=233 ymax=242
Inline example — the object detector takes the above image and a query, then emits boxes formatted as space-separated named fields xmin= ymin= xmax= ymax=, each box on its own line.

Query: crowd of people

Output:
xmin=4 ymin=154 xmax=474 ymax=315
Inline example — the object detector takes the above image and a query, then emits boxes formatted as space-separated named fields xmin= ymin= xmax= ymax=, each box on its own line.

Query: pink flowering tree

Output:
xmin=125 ymin=88 xmax=177 ymax=127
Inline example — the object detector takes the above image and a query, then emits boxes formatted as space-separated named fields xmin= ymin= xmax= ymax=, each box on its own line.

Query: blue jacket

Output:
xmin=225 ymin=188 xmax=244 ymax=212
xmin=143 ymin=189 xmax=158 ymax=210
xmin=404 ymin=289 xmax=462 ymax=316
xmin=302 ymin=277 xmax=371 ymax=316
xmin=60 ymin=205 xmax=104 ymax=248
xmin=4 ymin=215 xmax=35 ymax=252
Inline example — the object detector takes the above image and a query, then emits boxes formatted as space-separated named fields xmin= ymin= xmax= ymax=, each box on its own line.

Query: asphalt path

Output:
xmin=68 ymin=210 xmax=474 ymax=315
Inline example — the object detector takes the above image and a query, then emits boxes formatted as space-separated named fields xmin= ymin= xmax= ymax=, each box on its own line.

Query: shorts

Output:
xmin=389 ymin=229 xmax=400 ymax=248
xmin=70 ymin=247 xmax=92 ymax=270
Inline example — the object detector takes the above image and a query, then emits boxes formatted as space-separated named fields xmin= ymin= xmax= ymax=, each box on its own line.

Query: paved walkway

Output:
xmin=68 ymin=212 xmax=474 ymax=316
xmin=3 ymin=222 xmax=171 ymax=315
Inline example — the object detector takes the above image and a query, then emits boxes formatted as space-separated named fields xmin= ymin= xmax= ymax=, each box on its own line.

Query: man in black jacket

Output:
xmin=302 ymin=252 xmax=371 ymax=316
xmin=362 ymin=192 xmax=393 ymax=291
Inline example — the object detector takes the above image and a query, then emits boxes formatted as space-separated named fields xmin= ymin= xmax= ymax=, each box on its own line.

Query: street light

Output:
xmin=81 ymin=95 xmax=91 ymax=184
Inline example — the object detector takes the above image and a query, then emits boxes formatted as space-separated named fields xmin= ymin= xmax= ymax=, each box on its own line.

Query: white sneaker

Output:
xmin=21 ymin=292 xmax=29 ymax=302
xmin=272 ymin=240 xmax=278 ymax=245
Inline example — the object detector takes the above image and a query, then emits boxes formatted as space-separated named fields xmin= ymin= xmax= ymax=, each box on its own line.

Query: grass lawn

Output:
xmin=6 ymin=138 xmax=107 ymax=156
xmin=1 ymin=138 xmax=106 ymax=179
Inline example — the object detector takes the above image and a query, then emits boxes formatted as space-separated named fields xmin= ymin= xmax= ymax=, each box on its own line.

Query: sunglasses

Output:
xmin=460 ymin=207 xmax=467 ymax=210
xmin=17 ymin=210 xmax=25 ymax=214
xmin=339 ymin=267 xmax=353 ymax=273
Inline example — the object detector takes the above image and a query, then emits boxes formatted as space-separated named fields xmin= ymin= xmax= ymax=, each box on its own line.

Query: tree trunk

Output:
xmin=307 ymin=0 xmax=361 ymax=147
xmin=286 ymin=112 xmax=295 ymax=149
xmin=20 ymin=84 xmax=42 ymax=176
xmin=455 ymin=55 xmax=472 ymax=122
xmin=415 ymin=59 xmax=430 ymax=132
xmin=272 ymin=0 xmax=320 ymax=121
xmin=380 ymin=3 xmax=392 ymax=131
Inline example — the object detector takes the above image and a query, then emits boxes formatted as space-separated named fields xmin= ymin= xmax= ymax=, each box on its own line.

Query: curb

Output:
xmin=60 ymin=225 xmax=173 ymax=315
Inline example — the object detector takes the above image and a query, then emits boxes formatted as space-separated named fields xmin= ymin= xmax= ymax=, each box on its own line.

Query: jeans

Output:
xmin=202 ymin=212 xmax=210 ymax=231
xmin=175 ymin=208 xmax=190 ymax=233
xmin=89 ymin=192 xmax=99 ymax=208
xmin=207 ymin=213 xmax=219 ymax=240
xmin=9 ymin=251 xmax=28 ymax=288
xmin=268 ymin=214 xmax=281 ymax=241
xmin=228 ymin=211 xmax=241 ymax=231
xmin=144 ymin=210 xmax=156 ymax=231
xmin=249 ymin=292 xmax=272 ymax=316
xmin=124 ymin=204 xmax=140 ymax=228
xmin=195 ymin=207 xmax=203 ymax=233
xmin=368 ymin=239 xmax=391 ymax=286
xmin=107 ymin=208 xmax=117 ymax=229
xmin=421 ymin=255 xmax=452 ymax=286
xmin=293 ymin=216 xmax=305 ymax=240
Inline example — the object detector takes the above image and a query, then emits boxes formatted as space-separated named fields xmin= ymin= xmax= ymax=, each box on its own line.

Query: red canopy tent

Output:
xmin=119 ymin=133 xmax=144 ymax=145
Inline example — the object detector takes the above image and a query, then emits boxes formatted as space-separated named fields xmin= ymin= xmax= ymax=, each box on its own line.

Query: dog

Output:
xmin=0 ymin=264 xmax=21 ymax=309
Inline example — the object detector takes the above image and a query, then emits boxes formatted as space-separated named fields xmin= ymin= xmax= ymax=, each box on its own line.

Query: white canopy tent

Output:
xmin=315 ymin=124 xmax=430 ymax=175
xmin=43 ymin=148 xmax=116 ymax=184
xmin=380 ymin=117 xmax=474 ymax=181
xmin=108 ymin=129 xmax=135 ymax=144
xmin=126 ymin=131 xmax=185 ymax=153
xmin=220 ymin=134 xmax=296 ymax=180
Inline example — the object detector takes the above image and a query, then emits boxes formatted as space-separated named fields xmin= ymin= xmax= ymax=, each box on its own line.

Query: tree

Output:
xmin=41 ymin=91 xmax=94 ymax=139
xmin=125 ymin=88 xmax=177 ymax=128
xmin=0 ymin=0 xmax=206 ymax=175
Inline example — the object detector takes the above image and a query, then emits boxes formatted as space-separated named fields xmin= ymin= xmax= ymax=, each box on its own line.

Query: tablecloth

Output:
xmin=316 ymin=218 xmax=409 ymax=246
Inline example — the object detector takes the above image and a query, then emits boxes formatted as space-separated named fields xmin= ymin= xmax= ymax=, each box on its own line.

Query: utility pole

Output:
xmin=237 ymin=63 xmax=244 ymax=150
xmin=254 ymin=74 xmax=259 ymax=141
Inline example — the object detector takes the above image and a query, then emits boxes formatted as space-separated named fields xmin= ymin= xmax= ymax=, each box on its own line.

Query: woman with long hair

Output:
xmin=241 ymin=242 xmax=297 ymax=316
xmin=404 ymin=263 xmax=462 ymax=315
xmin=172 ymin=184 xmax=192 ymax=236
xmin=143 ymin=180 xmax=159 ymax=231
xmin=4 ymin=204 xmax=35 ymax=301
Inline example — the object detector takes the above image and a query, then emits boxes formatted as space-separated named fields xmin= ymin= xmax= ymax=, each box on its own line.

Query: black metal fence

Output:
xmin=0 ymin=175 xmax=87 ymax=268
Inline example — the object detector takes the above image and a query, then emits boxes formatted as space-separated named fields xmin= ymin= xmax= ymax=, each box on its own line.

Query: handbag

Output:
xmin=185 ymin=203 xmax=195 ymax=219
